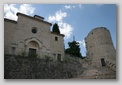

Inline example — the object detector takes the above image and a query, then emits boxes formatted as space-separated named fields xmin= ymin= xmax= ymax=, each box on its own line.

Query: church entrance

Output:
xmin=28 ymin=48 xmax=36 ymax=57
xmin=101 ymin=58 xmax=106 ymax=66
xmin=27 ymin=41 xmax=39 ymax=57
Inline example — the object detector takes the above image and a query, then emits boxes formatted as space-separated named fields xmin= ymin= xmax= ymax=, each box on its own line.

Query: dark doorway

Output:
xmin=12 ymin=47 xmax=16 ymax=56
xmin=28 ymin=48 xmax=36 ymax=57
xmin=101 ymin=58 xmax=106 ymax=66
xmin=57 ymin=54 xmax=61 ymax=61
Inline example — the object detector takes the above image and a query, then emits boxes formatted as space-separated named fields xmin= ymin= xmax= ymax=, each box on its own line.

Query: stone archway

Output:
xmin=28 ymin=41 xmax=39 ymax=57
xmin=28 ymin=41 xmax=39 ymax=49
xmin=25 ymin=37 xmax=43 ymax=48
xmin=24 ymin=37 xmax=43 ymax=57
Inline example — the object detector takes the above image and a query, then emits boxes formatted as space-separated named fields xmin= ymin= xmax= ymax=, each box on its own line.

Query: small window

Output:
xmin=91 ymin=53 xmax=93 ymax=55
xmin=12 ymin=47 xmax=16 ymax=56
xmin=32 ymin=27 xmax=37 ymax=34
xmin=53 ymin=54 xmax=56 ymax=57
xmin=57 ymin=54 xmax=61 ymax=61
xmin=92 ymin=32 xmax=93 ymax=34
xmin=55 ymin=36 xmax=58 ymax=41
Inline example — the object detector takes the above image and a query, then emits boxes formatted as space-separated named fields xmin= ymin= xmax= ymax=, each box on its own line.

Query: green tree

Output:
xmin=65 ymin=41 xmax=83 ymax=58
xmin=52 ymin=23 xmax=60 ymax=34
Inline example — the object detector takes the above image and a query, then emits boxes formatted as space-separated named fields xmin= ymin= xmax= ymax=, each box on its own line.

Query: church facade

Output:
xmin=4 ymin=12 xmax=65 ymax=61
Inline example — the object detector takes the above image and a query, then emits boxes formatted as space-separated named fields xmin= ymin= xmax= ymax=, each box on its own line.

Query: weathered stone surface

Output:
xmin=85 ymin=27 xmax=116 ymax=67
xmin=4 ymin=12 xmax=65 ymax=61
xmin=4 ymin=55 xmax=83 ymax=79
xmin=74 ymin=66 xmax=116 ymax=79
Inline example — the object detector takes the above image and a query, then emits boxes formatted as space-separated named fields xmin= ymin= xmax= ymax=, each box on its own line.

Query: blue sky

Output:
xmin=4 ymin=4 xmax=116 ymax=56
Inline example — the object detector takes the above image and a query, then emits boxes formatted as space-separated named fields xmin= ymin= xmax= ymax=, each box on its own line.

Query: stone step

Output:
xmin=74 ymin=66 xmax=116 ymax=79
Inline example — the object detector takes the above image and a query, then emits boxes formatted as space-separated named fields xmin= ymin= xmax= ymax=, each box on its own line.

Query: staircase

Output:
xmin=74 ymin=66 xmax=116 ymax=79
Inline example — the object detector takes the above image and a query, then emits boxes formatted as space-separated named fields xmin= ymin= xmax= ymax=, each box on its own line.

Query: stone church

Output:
xmin=4 ymin=12 xmax=65 ymax=61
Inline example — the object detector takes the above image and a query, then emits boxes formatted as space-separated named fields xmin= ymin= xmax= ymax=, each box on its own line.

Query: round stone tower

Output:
xmin=85 ymin=27 xmax=116 ymax=67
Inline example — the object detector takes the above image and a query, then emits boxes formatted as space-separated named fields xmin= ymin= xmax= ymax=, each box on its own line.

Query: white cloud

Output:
xmin=58 ymin=21 xmax=73 ymax=39
xmin=48 ymin=10 xmax=67 ymax=22
xmin=77 ymin=39 xmax=86 ymax=47
xmin=65 ymin=5 xmax=71 ymax=9
xmin=4 ymin=4 xmax=35 ymax=21
xmin=19 ymin=4 xmax=35 ymax=14
xmin=64 ymin=4 xmax=83 ymax=10
xmin=48 ymin=10 xmax=73 ymax=39
xmin=4 ymin=4 xmax=18 ymax=20
xmin=64 ymin=5 xmax=76 ymax=9
xmin=77 ymin=41 xmax=82 ymax=44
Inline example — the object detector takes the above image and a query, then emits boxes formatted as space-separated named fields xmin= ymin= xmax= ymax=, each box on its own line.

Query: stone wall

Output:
xmin=4 ymin=19 xmax=17 ymax=54
xmin=4 ymin=55 xmax=83 ymax=79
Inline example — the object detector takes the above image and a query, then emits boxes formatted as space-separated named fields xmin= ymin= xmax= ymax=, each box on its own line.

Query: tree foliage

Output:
xmin=52 ymin=23 xmax=60 ymax=34
xmin=65 ymin=41 xmax=83 ymax=58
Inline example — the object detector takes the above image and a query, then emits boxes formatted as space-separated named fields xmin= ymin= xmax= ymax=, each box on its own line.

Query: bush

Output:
xmin=45 ymin=55 xmax=53 ymax=62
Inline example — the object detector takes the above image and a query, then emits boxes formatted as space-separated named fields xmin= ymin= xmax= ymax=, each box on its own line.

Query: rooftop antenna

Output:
xmin=73 ymin=35 xmax=75 ymax=41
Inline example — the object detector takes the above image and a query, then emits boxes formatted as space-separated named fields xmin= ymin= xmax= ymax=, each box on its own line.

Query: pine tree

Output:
xmin=65 ymin=41 xmax=83 ymax=58
xmin=52 ymin=23 xmax=60 ymax=34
